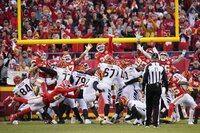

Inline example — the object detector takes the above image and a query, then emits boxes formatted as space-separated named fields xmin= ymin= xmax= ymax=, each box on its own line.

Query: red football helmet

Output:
xmin=62 ymin=54 xmax=72 ymax=63
xmin=96 ymin=43 xmax=105 ymax=53
xmin=191 ymin=70 xmax=200 ymax=80
xmin=160 ymin=51 xmax=169 ymax=61
xmin=13 ymin=75 xmax=22 ymax=85
xmin=119 ymin=96 xmax=128 ymax=106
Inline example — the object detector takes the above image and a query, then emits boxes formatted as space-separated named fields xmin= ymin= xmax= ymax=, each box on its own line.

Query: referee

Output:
xmin=142 ymin=53 xmax=168 ymax=128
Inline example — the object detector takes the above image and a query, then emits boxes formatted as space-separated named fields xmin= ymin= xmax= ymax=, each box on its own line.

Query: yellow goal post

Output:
xmin=17 ymin=0 xmax=180 ymax=45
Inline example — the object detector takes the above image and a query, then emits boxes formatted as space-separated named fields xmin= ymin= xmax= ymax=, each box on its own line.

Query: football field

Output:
xmin=0 ymin=120 xmax=200 ymax=133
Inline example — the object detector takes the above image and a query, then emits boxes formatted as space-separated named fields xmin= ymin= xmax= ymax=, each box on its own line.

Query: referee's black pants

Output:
xmin=145 ymin=83 xmax=161 ymax=127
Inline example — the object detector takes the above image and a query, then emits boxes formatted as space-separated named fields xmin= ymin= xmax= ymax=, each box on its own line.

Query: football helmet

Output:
xmin=13 ymin=75 xmax=22 ymax=85
xmin=191 ymin=70 xmax=200 ymax=80
xmin=62 ymin=54 xmax=72 ymax=63
xmin=119 ymin=96 xmax=128 ymax=106
xmin=96 ymin=43 xmax=105 ymax=53
xmin=160 ymin=51 xmax=169 ymax=61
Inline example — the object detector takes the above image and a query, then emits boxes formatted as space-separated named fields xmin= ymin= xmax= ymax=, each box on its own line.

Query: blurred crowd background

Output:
xmin=0 ymin=0 xmax=200 ymax=85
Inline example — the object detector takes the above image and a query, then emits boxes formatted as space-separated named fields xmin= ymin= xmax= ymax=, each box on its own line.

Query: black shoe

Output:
xmin=58 ymin=120 xmax=65 ymax=124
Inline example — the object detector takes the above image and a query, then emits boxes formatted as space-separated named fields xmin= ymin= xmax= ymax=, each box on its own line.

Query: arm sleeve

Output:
xmin=142 ymin=65 xmax=149 ymax=91
xmin=125 ymin=77 xmax=141 ymax=86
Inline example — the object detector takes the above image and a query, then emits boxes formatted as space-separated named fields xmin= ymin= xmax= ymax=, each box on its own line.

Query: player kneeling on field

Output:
xmin=119 ymin=96 xmax=146 ymax=125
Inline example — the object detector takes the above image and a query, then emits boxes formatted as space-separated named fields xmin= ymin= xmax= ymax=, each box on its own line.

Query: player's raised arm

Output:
xmin=136 ymin=32 xmax=151 ymax=59
xmin=172 ymin=50 xmax=186 ymax=65
xmin=75 ymin=44 xmax=93 ymax=65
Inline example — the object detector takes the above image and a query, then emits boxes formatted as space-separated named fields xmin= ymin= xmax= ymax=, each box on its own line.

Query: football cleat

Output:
xmin=71 ymin=116 xmax=76 ymax=124
xmin=101 ymin=119 xmax=113 ymax=124
xmin=95 ymin=116 xmax=102 ymax=121
xmin=124 ymin=120 xmax=132 ymax=124
xmin=3 ymin=96 xmax=13 ymax=106
xmin=10 ymin=114 xmax=17 ymax=124
xmin=84 ymin=119 xmax=92 ymax=124
xmin=51 ymin=119 xmax=58 ymax=124
xmin=188 ymin=119 xmax=194 ymax=125
xmin=160 ymin=117 xmax=172 ymax=122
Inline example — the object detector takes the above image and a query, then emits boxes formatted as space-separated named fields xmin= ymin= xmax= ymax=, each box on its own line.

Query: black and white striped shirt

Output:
xmin=142 ymin=62 xmax=168 ymax=91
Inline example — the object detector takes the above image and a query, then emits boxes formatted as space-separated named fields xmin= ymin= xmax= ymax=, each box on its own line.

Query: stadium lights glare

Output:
xmin=17 ymin=0 xmax=180 ymax=45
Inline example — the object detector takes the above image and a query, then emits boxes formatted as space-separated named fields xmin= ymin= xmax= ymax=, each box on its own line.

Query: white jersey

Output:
xmin=173 ymin=73 xmax=188 ymax=90
xmin=53 ymin=67 xmax=72 ymax=84
xmin=13 ymin=78 xmax=36 ymax=98
xmin=83 ymin=76 xmax=99 ymax=102
xmin=123 ymin=65 xmax=142 ymax=87
xmin=127 ymin=100 xmax=146 ymax=116
xmin=71 ymin=71 xmax=91 ymax=86
xmin=98 ymin=63 xmax=124 ymax=86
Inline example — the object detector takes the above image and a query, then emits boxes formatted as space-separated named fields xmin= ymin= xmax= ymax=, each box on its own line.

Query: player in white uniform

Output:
xmin=97 ymin=55 xmax=125 ymax=124
xmin=111 ymin=60 xmax=143 ymax=124
xmin=119 ymin=96 xmax=146 ymax=125
xmin=70 ymin=70 xmax=93 ymax=124
xmin=4 ymin=76 xmax=52 ymax=124
xmin=48 ymin=66 xmax=83 ymax=124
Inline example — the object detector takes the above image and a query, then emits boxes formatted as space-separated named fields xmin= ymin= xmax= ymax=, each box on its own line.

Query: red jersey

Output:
xmin=36 ymin=58 xmax=50 ymax=78
xmin=95 ymin=52 xmax=112 ymax=64
xmin=135 ymin=54 xmax=151 ymax=68
xmin=58 ymin=60 xmax=76 ymax=71
xmin=95 ymin=36 xmax=113 ymax=64
xmin=41 ymin=81 xmax=80 ymax=103
xmin=159 ymin=58 xmax=173 ymax=72
xmin=169 ymin=75 xmax=187 ymax=97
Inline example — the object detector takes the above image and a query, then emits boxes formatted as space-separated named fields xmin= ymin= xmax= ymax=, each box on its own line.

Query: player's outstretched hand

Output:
xmin=135 ymin=31 xmax=141 ymax=41
xmin=85 ymin=43 xmax=93 ymax=52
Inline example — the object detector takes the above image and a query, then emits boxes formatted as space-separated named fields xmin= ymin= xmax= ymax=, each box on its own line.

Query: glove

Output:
xmin=137 ymin=44 xmax=143 ymax=51
xmin=135 ymin=31 xmax=141 ymax=41
xmin=182 ymin=50 xmax=186 ymax=56
xmin=84 ymin=44 xmax=93 ymax=54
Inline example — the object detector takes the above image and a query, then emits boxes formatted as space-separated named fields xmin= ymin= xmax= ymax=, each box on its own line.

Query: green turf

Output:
xmin=0 ymin=120 xmax=200 ymax=133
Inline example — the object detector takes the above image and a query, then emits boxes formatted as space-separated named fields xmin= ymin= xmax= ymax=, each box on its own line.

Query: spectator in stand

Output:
xmin=21 ymin=51 xmax=31 ymax=67
xmin=4 ymin=51 xmax=17 ymax=70
xmin=20 ymin=60 xmax=30 ymax=74
xmin=0 ymin=59 xmax=7 ymax=85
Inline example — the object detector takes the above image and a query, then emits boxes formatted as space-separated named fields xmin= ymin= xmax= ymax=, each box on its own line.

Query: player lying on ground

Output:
xmin=3 ymin=80 xmax=83 ymax=124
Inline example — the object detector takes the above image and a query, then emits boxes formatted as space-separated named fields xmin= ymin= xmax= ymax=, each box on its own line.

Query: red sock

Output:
xmin=168 ymin=104 xmax=175 ymax=118
xmin=15 ymin=108 xmax=31 ymax=117
xmin=13 ymin=97 xmax=28 ymax=104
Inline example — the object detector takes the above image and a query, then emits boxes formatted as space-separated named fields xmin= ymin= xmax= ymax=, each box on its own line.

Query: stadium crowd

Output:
xmin=0 ymin=0 xmax=200 ymax=127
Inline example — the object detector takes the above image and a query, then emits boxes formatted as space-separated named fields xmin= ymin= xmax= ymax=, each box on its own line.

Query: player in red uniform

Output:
xmin=159 ymin=51 xmax=186 ymax=72
xmin=95 ymin=36 xmax=113 ymax=64
xmin=161 ymin=72 xmax=200 ymax=124
xmin=3 ymin=81 xmax=83 ymax=124
xmin=59 ymin=44 xmax=92 ymax=71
